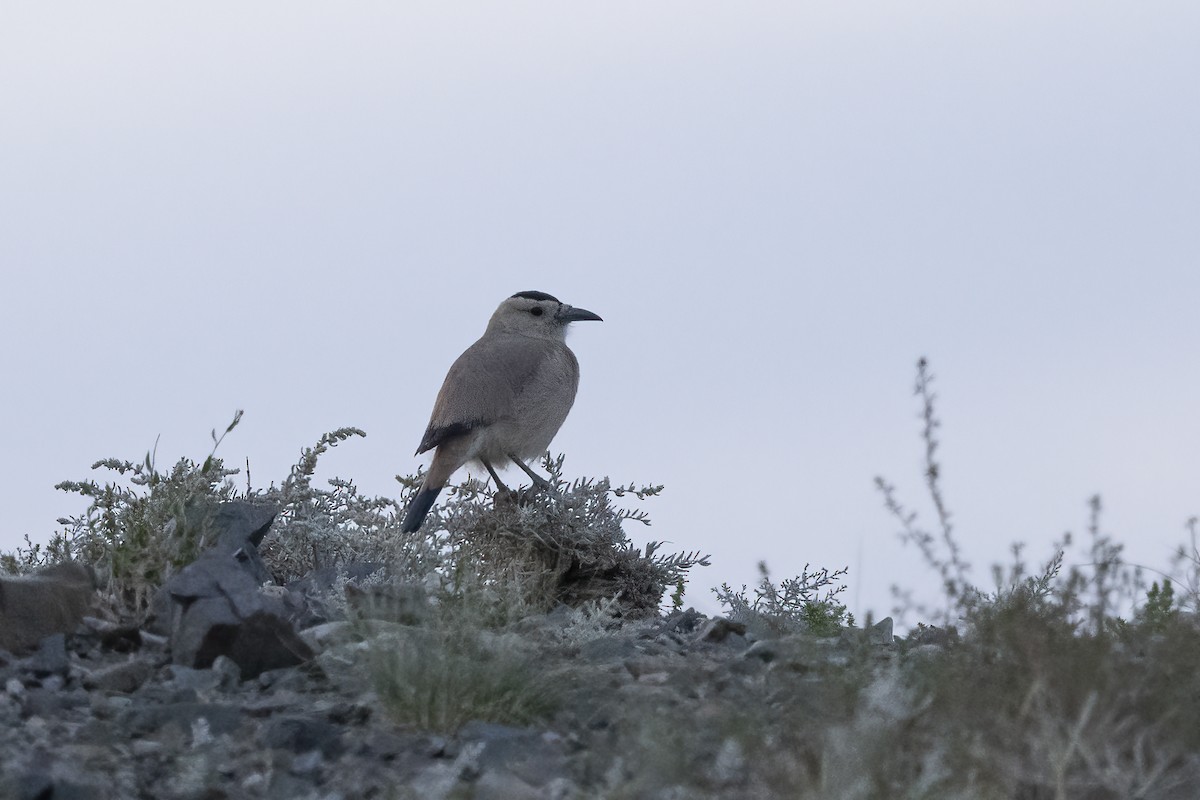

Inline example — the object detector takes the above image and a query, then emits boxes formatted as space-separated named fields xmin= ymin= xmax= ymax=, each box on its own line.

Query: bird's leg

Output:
xmin=480 ymin=458 xmax=512 ymax=494
xmin=508 ymin=454 xmax=553 ymax=490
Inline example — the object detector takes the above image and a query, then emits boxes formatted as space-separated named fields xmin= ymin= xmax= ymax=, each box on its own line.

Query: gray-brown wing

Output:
xmin=415 ymin=334 xmax=557 ymax=455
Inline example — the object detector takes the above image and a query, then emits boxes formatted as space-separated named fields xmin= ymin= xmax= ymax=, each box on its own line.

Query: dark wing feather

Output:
xmin=414 ymin=421 xmax=477 ymax=455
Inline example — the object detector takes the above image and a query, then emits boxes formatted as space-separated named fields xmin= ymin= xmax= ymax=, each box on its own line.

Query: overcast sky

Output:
xmin=2 ymin=3 xmax=1198 ymax=625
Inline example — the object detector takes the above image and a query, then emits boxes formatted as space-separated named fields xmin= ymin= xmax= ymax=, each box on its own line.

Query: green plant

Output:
xmin=44 ymin=411 xmax=246 ymax=610
xmin=367 ymin=599 xmax=562 ymax=734
xmin=869 ymin=358 xmax=1200 ymax=797
xmin=1171 ymin=516 xmax=1200 ymax=613
xmin=714 ymin=561 xmax=854 ymax=637
xmin=670 ymin=577 xmax=686 ymax=611
xmin=1135 ymin=580 xmax=1177 ymax=632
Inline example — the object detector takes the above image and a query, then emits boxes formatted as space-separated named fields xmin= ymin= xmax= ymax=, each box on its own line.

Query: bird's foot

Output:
xmin=508 ymin=453 xmax=556 ymax=492
xmin=492 ymin=485 xmax=545 ymax=509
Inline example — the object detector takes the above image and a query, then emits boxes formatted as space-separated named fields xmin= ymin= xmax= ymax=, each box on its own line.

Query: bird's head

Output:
xmin=487 ymin=290 xmax=603 ymax=340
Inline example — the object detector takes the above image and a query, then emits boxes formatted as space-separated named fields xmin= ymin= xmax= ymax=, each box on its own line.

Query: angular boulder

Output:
xmin=161 ymin=500 xmax=313 ymax=679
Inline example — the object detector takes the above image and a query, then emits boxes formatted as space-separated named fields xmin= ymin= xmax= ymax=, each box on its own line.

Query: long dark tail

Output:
xmin=400 ymin=483 xmax=443 ymax=533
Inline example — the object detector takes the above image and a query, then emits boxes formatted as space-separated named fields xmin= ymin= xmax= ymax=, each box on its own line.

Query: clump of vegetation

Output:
xmin=2 ymin=412 xmax=707 ymax=625
xmin=257 ymin=425 xmax=445 ymax=585
xmin=367 ymin=598 xmax=564 ymax=734
xmin=714 ymin=561 xmax=854 ymax=637
xmin=2 ymin=411 xmax=713 ymax=737
xmin=3 ymin=412 xmax=248 ymax=609
xmin=413 ymin=454 xmax=710 ymax=619
xmin=866 ymin=357 xmax=1200 ymax=798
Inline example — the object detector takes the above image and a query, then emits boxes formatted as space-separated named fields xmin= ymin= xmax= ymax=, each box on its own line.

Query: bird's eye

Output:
xmin=530 ymin=307 xmax=544 ymax=317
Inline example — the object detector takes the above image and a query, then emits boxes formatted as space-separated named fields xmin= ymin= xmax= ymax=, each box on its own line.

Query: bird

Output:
xmin=399 ymin=290 xmax=603 ymax=533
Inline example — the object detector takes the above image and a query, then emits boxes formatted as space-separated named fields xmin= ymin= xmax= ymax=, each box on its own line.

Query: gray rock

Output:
xmin=81 ymin=659 xmax=154 ymax=694
xmin=147 ymin=499 xmax=280 ymax=634
xmin=166 ymin=664 xmax=225 ymax=694
xmin=660 ymin=607 xmax=706 ymax=635
xmin=694 ymin=617 xmax=747 ymax=644
xmin=290 ymin=748 xmax=324 ymax=776
xmin=263 ymin=714 xmax=345 ymax=758
xmin=7 ymin=771 xmax=99 ymax=800
xmin=868 ymin=616 xmax=894 ymax=646
xmin=909 ymin=624 xmax=958 ymax=646
xmin=122 ymin=701 xmax=244 ymax=738
xmin=94 ymin=694 xmax=133 ymax=717
xmin=578 ymin=636 xmax=640 ymax=663
xmin=25 ymin=686 xmax=88 ymax=719
xmin=257 ymin=666 xmax=315 ymax=693
xmin=710 ymin=737 xmax=748 ymax=786
xmin=470 ymin=770 xmax=542 ymax=799
xmin=285 ymin=562 xmax=392 ymax=628
xmin=211 ymin=654 xmax=243 ymax=689
xmin=0 ymin=563 xmax=96 ymax=654
xmin=207 ymin=499 xmax=280 ymax=551
xmin=839 ymin=620 xmax=896 ymax=649
xmin=300 ymin=620 xmax=365 ymax=650
xmin=24 ymin=633 xmax=69 ymax=678
xmin=458 ymin=722 xmax=569 ymax=789
xmin=165 ymin=548 xmax=313 ymax=678
xmin=744 ymin=635 xmax=800 ymax=664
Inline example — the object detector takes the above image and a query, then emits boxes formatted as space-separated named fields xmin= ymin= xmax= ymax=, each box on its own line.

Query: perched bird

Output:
xmin=400 ymin=290 xmax=602 ymax=533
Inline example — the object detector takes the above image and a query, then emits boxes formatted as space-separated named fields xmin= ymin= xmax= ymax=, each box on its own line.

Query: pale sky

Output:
xmin=2 ymin=3 xmax=1198 ymax=625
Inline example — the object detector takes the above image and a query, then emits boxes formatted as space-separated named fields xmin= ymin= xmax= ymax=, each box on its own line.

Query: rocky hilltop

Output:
xmin=4 ymin=498 xmax=1199 ymax=799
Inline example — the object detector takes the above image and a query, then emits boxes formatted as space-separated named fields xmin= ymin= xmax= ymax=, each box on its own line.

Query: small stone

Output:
xmin=104 ymin=695 xmax=133 ymax=714
xmin=661 ymin=607 xmax=706 ymax=635
xmin=578 ymin=636 xmax=639 ymax=663
xmin=26 ymin=634 xmax=69 ymax=677
xmin=167 ymin=665 xmax=222 ymax=694
xmin=241 ymin=773 xmax=267 ymax=791
xmin=132 ymin=739 xmax=164 ymax=757
xmin=694 ymin=617 xmax=747 ymax=644
xmin=544 ymin=778 xmax=581 ymax=800
xmin=211 ymin=655 xmax=242 ymax=690
xmin=300 ymin=621 xmax=361 ymax=650
xmin=471 ymin=770 xmax=539 ymax=799
xmin=256 ymin=667 xmax=311 ymax=693
xmin=291 ymin=749 xmax=324 ymax=776
xmin=82 ymin=659 xmax=154 ymax=693
xmin=743 ymin=639 xmax=780 ymax=662
xmin=711 ymin=737 xmax=747 ymax=785
xmin=635 ymin=671 xmax=671 ymax=685
xmin=909 ymin=624 xmax=958 ymax=646
xmin=139 ymin=631 xmax=169 ymax=650
xmin=623 ymin=658 xmax=672 ymax=679
xmin=264 ymin=715 xmax=344 ymax=758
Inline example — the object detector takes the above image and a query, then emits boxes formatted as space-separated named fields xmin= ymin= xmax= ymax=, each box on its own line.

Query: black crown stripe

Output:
xmin=510 ymin=290 xmax=559 ymax=303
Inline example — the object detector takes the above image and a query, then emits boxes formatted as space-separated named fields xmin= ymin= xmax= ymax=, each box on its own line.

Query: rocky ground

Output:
xmin=2 ymin=501 xmax=925 ymax=799
xmin=0 ymin=581 xmax=904 ymax=800
xmin=12 ymin=499 xmax=1195 ymax=799
xmin=0 ymin=563 xmax=916 ymax=800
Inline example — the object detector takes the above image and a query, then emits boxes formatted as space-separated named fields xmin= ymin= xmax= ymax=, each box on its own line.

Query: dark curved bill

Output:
xmin=557 ymin=305 xmax=603 ymax=323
